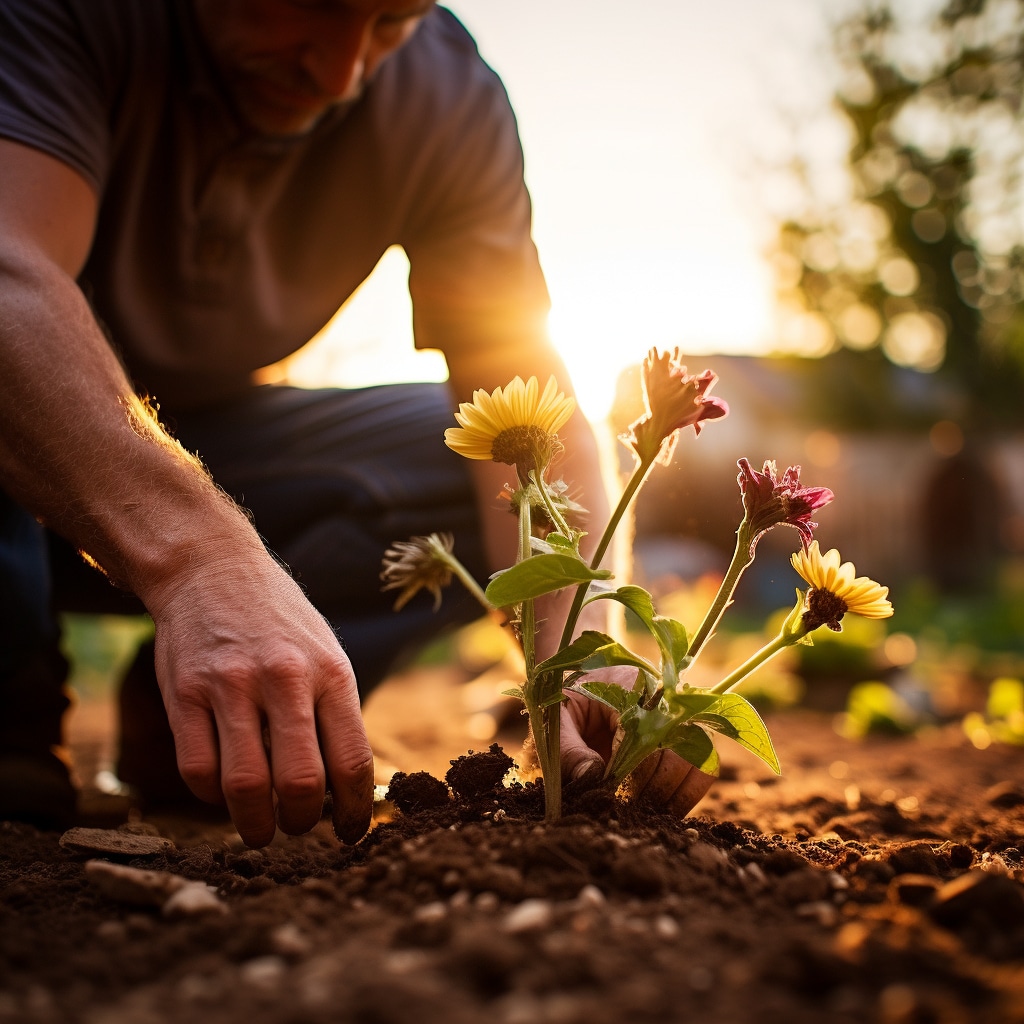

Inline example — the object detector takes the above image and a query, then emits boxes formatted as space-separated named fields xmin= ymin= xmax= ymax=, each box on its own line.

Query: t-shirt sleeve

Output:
xmin=0 ymin=0 xmax=117 ymax=191
xmin=400 ymin=18 xmax=551 ymax=357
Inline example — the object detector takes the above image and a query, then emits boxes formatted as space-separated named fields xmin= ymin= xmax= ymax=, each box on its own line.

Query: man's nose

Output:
xmin=299 ymin=14 xmax=371 ymax=100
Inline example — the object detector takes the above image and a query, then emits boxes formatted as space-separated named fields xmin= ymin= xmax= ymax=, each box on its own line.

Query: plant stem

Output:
xmin=708 ymin=631 xmax=793 ymax=694
xmin=439 ymin=551 xmax=492 ymax=613
xmin=514 ymin=485 xmax=562 ymax=821
xmin=558 ymin=456 xmax=656 ymax=651
xmin=529 ymin=470 xmax=571 ymax=538
xmin=686 ymin=522 xmax=753 ymax=661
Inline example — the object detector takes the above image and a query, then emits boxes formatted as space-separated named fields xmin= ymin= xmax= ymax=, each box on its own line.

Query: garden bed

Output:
xmin=3 ymin=676 xmax=1024 ymax=1024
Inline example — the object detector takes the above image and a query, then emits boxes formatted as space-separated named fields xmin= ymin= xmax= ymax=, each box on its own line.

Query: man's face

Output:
xmin=192 ymin=0 xmax=436 ymax=137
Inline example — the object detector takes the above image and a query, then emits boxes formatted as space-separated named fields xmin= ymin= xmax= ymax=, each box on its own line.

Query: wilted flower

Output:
xmin=445 ymin=376 xmax=575 ymax=479
xmin=381 ymin=533 xmax=457 ymax=611
xmin=737 ymin=458 xmax=834 ymax=556
xmin=791 ymin=541 xmax=893 ymax=632
xmin=624 ymin=348 xmax=728 ymax=465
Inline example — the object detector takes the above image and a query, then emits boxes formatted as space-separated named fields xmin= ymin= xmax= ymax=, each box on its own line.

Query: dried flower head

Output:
xmin=444 ymin=376 xmax=575 ymax=480
xmin=624 ymin=348 xmax=729 ymax=465
xmin=791 ymin=541 xmax=893 ymax=632
xmin=737 ymin=458 xmax=834 ymax=556
xmin=381 ymin=533 xmax=457 ymax=611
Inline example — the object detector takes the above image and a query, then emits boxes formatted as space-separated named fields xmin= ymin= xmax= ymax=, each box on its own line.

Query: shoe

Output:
xmin=0 ymin=748 xmax=77 ymax=830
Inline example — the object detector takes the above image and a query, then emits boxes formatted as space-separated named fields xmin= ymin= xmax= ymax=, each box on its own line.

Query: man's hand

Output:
xmin=148 ymin=549 xmax=374 ymax=848
xmin=558 ymin=674 xmax=716 ymax=818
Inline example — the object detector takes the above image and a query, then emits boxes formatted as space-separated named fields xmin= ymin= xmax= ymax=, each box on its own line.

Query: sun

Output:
xmin=544 ymin=247 xmax=774 ymax=423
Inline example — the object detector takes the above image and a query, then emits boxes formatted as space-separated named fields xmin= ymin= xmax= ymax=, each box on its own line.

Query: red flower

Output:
xmin=737 ymin=458 xmax=834 ymax=556
xmin=625 ymin=348 xmax=729 ymax=465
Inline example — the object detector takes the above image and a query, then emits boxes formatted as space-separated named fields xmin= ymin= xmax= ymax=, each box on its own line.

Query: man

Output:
xmin=0 ymin=0 xmax=709 ymax=846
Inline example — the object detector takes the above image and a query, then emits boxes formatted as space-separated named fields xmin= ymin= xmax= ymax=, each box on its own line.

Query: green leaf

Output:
xmin=578 ymin=641 xmax=658 ymax=676
xmin=500 ymin=686 xmax=525 ymax=701
xmin=485 ymin=554 xmax=613 ymax=607
xmin=652 ymin=615 xmax=690 ymax=673
xmin=571 ymin=680 xmax=640 ymax=714
xmin=588 ymin=587 xmax=690 ymax=675
xmin=534 ymin=631 xmax=616 ymax=675
xmin=591 ymin=584 xmax=657 ymax=627
xmin=692 ymin=694 xmax=780 ymax=774
xmin=664 ymin=723 xmax=720 ymax=776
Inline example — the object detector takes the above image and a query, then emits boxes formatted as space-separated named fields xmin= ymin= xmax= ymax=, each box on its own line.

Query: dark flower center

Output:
xmin=491 ymin=425 xmax=556 ymax=474
xmin=802 ymin=588 xmax=848 ymax=632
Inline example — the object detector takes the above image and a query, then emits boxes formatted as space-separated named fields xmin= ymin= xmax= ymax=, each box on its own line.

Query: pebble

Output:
xmin=162 ymin=883 xmax=228 ymax=918
xmin=84 ymin=860 xmax=188 ymax=907
xmin=574 ymin=884 xmax=605 ymax=908
xmin=887 ymin=873 xmax=941 ymax=907
xmin=930 ymin=869 xmax=1024 ymax=928
xmin=653 ymin=914 xmax=679 ymax=938
xmin=60 ymin=827 xmax=174 ymax=858
xmin=412 ymin=901 xmax=448 ymax=924
xmin=269 ymin=923 xmax=312 ymax=958
xmin=984 ymin=781 xmax=1024 ymax=808
xmin=502 ymin=898 xmax=554 ymax=934
xmin=240 ymin=955 xmax=286 ymax=989
xmin=474 ymin=892 xmax=500 ymax=913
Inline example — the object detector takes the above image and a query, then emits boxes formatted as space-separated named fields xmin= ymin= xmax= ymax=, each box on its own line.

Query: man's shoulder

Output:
xmin=375 ymin=5 xmax=509 ymax=122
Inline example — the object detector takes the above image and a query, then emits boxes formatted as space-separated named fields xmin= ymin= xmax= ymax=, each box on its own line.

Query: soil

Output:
xmin=4 ymin=664 xmax=1024 ymax=1024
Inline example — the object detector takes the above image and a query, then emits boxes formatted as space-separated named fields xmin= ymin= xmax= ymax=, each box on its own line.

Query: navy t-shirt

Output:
xmin=0 ymin=0 xmax=551 ymax=406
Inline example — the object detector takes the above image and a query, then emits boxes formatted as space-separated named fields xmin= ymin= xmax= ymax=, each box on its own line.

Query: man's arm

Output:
xmin=0 ymin=139 xmax=374 ymax=846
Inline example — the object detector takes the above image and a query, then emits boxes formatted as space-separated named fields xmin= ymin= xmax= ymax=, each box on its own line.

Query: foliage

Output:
xmin=963 ymin=676 xmax=1024 ymax=746
xmin=768 ymin=0 xmax=1024 ymax=428
xmin=384 ymin=358 xmax=893 ymax=820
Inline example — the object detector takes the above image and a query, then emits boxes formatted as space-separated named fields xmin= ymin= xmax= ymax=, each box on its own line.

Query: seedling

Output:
xmin=382 ymin=350 xmax=893 ymax=820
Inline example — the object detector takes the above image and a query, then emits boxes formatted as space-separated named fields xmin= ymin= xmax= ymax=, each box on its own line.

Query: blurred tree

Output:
xmin=769 ymin=0 xmax=1024 ymax=429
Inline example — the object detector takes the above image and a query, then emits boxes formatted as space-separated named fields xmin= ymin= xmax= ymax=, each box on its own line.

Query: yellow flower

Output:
xmin=444 ymin=376 xmax=575 ymax=478
xmin=791 ymin=541 xmax=893 ymax=631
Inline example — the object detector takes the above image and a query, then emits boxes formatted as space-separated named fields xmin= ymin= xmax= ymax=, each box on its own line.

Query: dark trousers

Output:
xmin=0 ymin=383 xmax=490 ymax=754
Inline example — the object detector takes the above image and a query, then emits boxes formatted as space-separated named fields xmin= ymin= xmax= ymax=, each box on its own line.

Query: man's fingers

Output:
xmin=630 ymin=749 xmax=716 ymax=818
xmin=316 ymin=677 xmax=374 ymax=845
xmin=214 ymin=703 xmax=277 ymax=848
xmin=265 ymin=705 xmax=327 ymax=837
xmin=559 ymin=696 xmax=605 ymax=784
xmin=169 ymin=702 xmax=224 ymax=806
xmin=666 ymin=761 xmax=716 ymax=817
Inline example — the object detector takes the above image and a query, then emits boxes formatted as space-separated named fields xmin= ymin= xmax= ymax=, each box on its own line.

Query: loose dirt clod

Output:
xmin=385 ymin=771 xmax=451 ymax=814
xmin=444 ymin=743 xmax=516 ymax=799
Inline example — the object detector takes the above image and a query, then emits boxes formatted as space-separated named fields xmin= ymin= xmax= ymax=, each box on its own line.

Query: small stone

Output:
xmin=84 ymin=860 xmax=188 ymax=907
xmin=984 ymin=781 xmax=1024 ymax=808
xmin=60 ymin=827 xmax=174 ymax=858
xmin=270 ymin=923 xmax=312 ymax=958
xmin=743 ymin=862 xmax=768 ymax=888
xmin=502 ymin=898 xmax=553 ymax=934
xmin=654 ymin=914 xmax=679 ymax=938
xmin=413 ymin=901 xmax=448 ymax=924
xmin=574 ymin=884 xmax=605 ymax=908
xmin=930 ymin=869 xmax=1024 ymax=929
xmin=162 ymin=882 xmax=228 ymax=918
xmin=240 ymin=956 xmax=286 ymax=989
xmin=888 ymin=873 xmax=941 ymax=907
xmin=474 ymin=892 xmax=500 ymax=913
